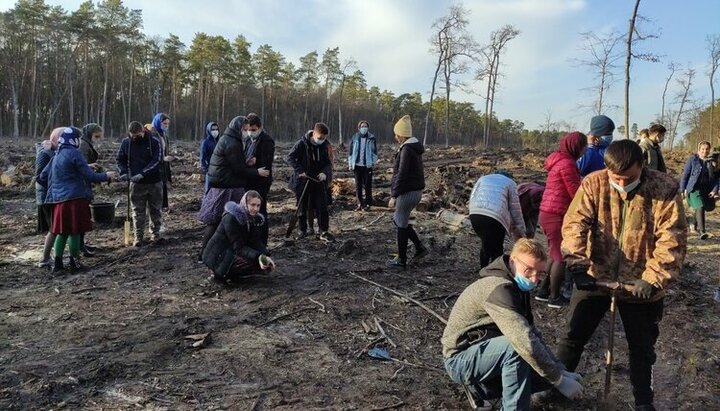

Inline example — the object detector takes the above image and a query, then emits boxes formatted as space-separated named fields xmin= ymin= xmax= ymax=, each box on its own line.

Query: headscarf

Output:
xmin=82 ymin=123 xmax=102 ymax=140
xmin=58 ymin=127 xmax=82 ymax=149
xmin=42 ymin=127 xmax=65 ymax=150
xmin=152 ymin=113 xmax=169 ymax=137
xmin=224 ymin=191 xmax=265 ymax=227
xmin=558 ymin=131 xmax=587 ymax=160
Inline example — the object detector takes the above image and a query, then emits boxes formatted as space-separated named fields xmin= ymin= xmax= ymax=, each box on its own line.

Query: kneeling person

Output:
xmin=202 ymin=190 xmax=274 ymax=283
xmin=441 ymin=239 xmax=583 ymax=409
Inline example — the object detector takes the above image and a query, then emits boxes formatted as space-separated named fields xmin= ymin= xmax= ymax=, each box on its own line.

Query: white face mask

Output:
xmin=247 ymin=131 xmax=259 ymax=140
xmin=241 ymin=130 xmax=250 ymax=138
xmin=359 ymin=127 xmax=368 ymax=135
xmin=210 ymin=130 xmax=219 ymax=138
xmin=312 ymin=137 xmax=324 ymax=145
xmin=609 ymin=178 xmax=641 ymax=194
xmin=161 ymin=124 xmax=169 ymax=132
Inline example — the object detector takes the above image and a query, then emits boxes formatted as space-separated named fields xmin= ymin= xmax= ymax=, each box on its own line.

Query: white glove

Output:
xmin=259 ymin=255 xmax=275 ymax=270
xmin=317 ymin=172 xmax=327 ymax=182
xmin=164 ymin=155 xmax=175 ymax=162
xmin=553 ymin=371 xmax=583 ymax=399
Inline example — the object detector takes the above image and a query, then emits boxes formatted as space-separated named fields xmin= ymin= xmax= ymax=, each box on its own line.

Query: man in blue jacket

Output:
xmin=117 ymin=121 xmax=163 ymax=246
xmin=347 ymin=120 xmax=378 ymax=211
xmin=577 ymin=115 xmax=615 ymax=178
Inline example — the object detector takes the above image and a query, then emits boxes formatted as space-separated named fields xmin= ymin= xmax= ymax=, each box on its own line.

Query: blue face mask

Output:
xmin=609 ymin=178 xmax=641 ymax=194
xmin=514 ymin=273 xmax=535 ymax=292
xmin=360 ymin=127 xmax=368 ymax=135
xmin=600 ymin=135 xmax=613 ymax=145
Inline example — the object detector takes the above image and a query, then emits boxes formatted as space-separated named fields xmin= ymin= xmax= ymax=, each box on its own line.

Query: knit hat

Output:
xmin=58 ymin=127 xmax=81 ymax=148
xmin=589 ymin=115 xmax=615 ymax=137
xmin=393 ymin=115 xmax=412 ymax=137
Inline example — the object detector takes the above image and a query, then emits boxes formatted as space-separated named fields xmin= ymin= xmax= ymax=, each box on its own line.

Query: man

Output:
xmin=286 ymin=122 xmax=334 ymax=242
xmin=577 ymin=115 xmax=615 ymax=177
xmin=637 ymin=124 xmax=667 ymax=172
xmin=348 ymin=120 xmax=378 ymax=211
xmin=442 ymin=239 xmax=583 ymax=410
xmin=558 ymin=140 xmax=687 ymax=411
xmin=117 ymin=121 xmax=163 ymax=246
xmin=243 ymin=113 xmax=275 ymax=245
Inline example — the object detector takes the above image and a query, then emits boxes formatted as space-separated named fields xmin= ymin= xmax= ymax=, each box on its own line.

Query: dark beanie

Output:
xmin=589 ymin=115 xmax=615 ymax=137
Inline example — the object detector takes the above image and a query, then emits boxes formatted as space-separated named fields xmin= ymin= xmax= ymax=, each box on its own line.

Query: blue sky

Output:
xmin=2 ymin=0 xmax=719 ymax=138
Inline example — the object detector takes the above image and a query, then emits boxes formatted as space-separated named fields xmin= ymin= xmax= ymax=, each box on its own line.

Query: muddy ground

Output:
xmin=0 ymin=138 xmax=718 ymax=411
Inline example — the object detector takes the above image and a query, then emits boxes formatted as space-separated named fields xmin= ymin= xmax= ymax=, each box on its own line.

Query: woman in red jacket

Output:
xmin=537 ymin=132 xmax=587 ymax=308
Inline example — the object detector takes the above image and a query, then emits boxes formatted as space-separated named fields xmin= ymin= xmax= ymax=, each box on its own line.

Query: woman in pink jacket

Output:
xmin=537 ymin=132 xmax=587 ymax=308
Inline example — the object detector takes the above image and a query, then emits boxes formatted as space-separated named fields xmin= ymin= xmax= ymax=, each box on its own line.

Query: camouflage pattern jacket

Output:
xmin=561 ymin=168 xmax=687 ymax=302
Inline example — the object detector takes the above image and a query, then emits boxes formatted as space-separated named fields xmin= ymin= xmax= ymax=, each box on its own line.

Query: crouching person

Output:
xmin=202 ymin=190 xmax=275 ymax=283
xmin=441 ymin=239 xmax=583 ymax=410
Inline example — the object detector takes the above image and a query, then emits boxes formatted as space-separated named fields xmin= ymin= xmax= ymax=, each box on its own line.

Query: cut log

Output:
xmin=436 ymin=209 xmax=471 ymax=230
xmin=331 ymin=178 xmax=355 ymax=197
xmin=416 ymin=193 xmax=435 ymax=212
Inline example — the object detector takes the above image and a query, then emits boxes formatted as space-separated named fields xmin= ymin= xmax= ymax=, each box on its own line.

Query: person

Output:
xmin=517 ymin=181 xmax=545 ymax=239
xmin=199 ymin=116 xmax=269 ymax=261
xmin=199 ymin=121 xmax=220 ymax=195
xmin=287 ymin=122 xmax=335 ymax=242
xmin=202 ymin=190 xmax=275 ymax=283
xmin=442 ymin=239 xmax=583 ymax=410
xmin=116 ymin=121 xmax=164 ymax=246
xmin=680 ymin=141 xmax=719 ymax=239
xmin=637 ymin=128 xmax=649 ymax=144
xmin=468 ymin=171 xmax=526 ymax=268
xmin=348 ymin=120 xmax=378 ymax=211
xmin=537 ymin=132 xmax=587 ymax=308
xmin=77 ymin=122 xmax=104 ymax=256
xmin=308 ymin=138 xmax=336 ymax=235
xmin=558 ymin=140 xmax=687 ymax=411
xmin=243 ymin=113 xmax=275 ymax=246
xmin=576 ymin=115 xmax=615 ymax=177
xmin=38 ymin=127 xmax=117 ymax=273
xmin=387 ymin=115 xmax=427 ymax=268
xmin=638 ymin=124 xmax=667 ymax=172
xmin=35 ymin=127 xmax=63 ymax=268
xmin=151 ymin=113 xmax=174 ymax=209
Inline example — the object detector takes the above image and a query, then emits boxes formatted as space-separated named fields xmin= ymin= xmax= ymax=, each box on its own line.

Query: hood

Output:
xmin=224 ymin=116 xmax=246 ymax=139
xmin=224 ymin=199 xmax=264 ymax=227
xmin=400 ymin=137 xmax=424 ymax=155
xmin=82 ymin=123 xmax=101 ymax=141
xmin=205 ymin=122 xmax=219 ymax=140
xmin=544 ymin=151 xmax=573 ymax=172
xmin=152 ymin=113 xmax=168 ymax=137
xmin=303 ymin=130 xmax=329 ymax=147
xmin=478 ymin=255 xmax=515 ymax=283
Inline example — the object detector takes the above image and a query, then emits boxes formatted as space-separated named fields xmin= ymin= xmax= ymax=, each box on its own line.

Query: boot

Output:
xmin=387 ymin=227 xmax=409 ymax=269
xmin=68 ymin=256 xmax=84 ymax=273
xmin=51 ymin=256 xmax=64 ymax=274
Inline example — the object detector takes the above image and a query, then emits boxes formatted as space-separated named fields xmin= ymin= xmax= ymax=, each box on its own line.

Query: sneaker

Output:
xmin=689 ymin=225 xmax=697 ymax=233
xmin=386 ymin=256 xmax=406 ymax=269
xmin=319 ymin=232 xmax=335 ymax=243
xmin=414 ymin=246 xmax=429 ymax=259
xmin=534 ymin=288 xmax=550 ymax=302
xmin=461 ymin=383 xmax=492 ymax=411
xmin=700 ymin=231 xmax=709 ymax=240
xmin=354 ymin=205 xmax=364 ymax=211
xmin=547 ymin=295 xmax=570 ymax=309
xmin=297 ymin=231 xmax=308 ymax=239
xmin=363 ymin=205 xmax=371 ymax=211
xmin=37 ymin=258 xmax=52 ymax=268
xmin=133 ymin=239 xmax=145 ymax=247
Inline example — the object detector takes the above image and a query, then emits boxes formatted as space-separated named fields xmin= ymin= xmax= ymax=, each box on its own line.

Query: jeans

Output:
xmin=470 ymin=214 xmax=507 ymax=268
xmin=445 ymin=336 xmax=551 ymax=410
xmin=130 ymin=181 xmax=163 ymax=240
xmin=556 ymin=289 xmax=664 ymax=406
xmin=353 ymin=166 xmax=373 ymax=207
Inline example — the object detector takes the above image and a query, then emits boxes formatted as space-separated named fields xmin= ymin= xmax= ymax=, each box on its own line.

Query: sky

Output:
xmin=2 ymin=0 xmax=719 ymax=137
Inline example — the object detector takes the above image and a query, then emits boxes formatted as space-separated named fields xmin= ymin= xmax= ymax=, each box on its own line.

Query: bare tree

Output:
xmin=706 ymin=35 xmax=720 ymax=147
xmin=668 ymin=67 xmax=695 ymax=149
xmin=336 ymin=58 xmax=357 ymax=148
xmin=660 ymin=62 xmax=678 ymax=125
xmin=575 ymin=31 xmax=623 ymax=114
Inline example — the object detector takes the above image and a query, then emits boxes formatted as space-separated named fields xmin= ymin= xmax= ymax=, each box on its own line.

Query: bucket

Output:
xmin=90 ymin=202 xmax=115 ymax=224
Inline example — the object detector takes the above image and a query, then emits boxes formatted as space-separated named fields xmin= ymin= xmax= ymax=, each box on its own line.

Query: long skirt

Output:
xmin=52 ymin=198 xmax=92 ymax=235
xmin=198 ymin=187 xmax=245 ymax=225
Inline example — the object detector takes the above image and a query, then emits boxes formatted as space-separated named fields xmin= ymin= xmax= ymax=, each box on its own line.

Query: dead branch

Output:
xmin=258 ymin=307 xmax=314 ymax=327
xmin=357 ymin=336 xmax=385 ymax=358
xmin=308 ymin=297 xmax=326 ymax=313
xmin=371 ymin=400 xmax=405 ymax=411
xmin=374 ymin=316 xmax=396 ymax=348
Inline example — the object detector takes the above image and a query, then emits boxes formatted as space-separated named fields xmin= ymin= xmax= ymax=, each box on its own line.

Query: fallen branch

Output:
xmin=347 ymin=272 xmax=448 ymax=325
xmin=258 ymin=307 xmax=314 ymax=327
xmin=374 ymin=316 xmax=396 ymax=348
xmin=357 ymin=336 xmax=385 ymax=358
xmin=371 ymin=400 xmax=405 ymax=411
xmin=341 ymin=213 xmax=387 ymax=232
xmin=71 ymin=286 xmax=107 ymax=294
xmin=308 ymin=297 xmax=326 ymax=312
xmin=389 ymin=366 xmax=405 ymax=381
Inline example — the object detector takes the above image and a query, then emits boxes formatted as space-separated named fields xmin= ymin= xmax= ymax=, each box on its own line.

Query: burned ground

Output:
xmin=0 ymin=139 xmax=718 ymax=410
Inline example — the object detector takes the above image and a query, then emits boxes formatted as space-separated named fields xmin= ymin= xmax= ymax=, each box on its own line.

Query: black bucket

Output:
xmin=90 ymin=202 xmax=115 ymax=224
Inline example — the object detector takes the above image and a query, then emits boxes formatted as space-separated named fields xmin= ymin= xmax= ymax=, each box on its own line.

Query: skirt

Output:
xmin=393 ymin=190 xmax=422 ymax=228
xmin=37 ymin=203 xmax=55 ymax=234
xmin=688 ymin=190 xmax=716 ymax=211
xmin=52 ymin=198 xmax=92 ymax=235
xmin=198 ymin=187 xmax=245 ymax=225
xmin=539 ymin=211 xmax=564 ymax=262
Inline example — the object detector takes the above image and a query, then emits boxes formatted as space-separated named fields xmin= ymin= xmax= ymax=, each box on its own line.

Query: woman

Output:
xmin=38 ymin=127 xmax=117 ymax=273
xmin=198 ymin=116 xmax=269 ymax=262
xmin=78 ymin=123 xmax=104 ymax=256
xmin=151 ymin=113 xmax=173 ymax=209
xmin=468 ymin=171 xmax=527 ymax=268
xmin=537 ymin=131 xmax=587 ymax=308
xmin=202 ymin=190 xmax=274 ymax=283
xmin=348 ymin=120 xmax=378 ymax=211
xmin=199 ymin=121 xmax=220 ymax=195
xmin=35 ymin=127 xmax=64 ymax=268
xmin=387 ymin=115 xmax=427 ymax=268
xmin=680 ymin=141 xmax=718 ymax=239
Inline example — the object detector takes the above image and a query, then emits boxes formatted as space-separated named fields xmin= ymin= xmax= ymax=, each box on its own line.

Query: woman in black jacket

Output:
xmin=202 ymin=190 xmax=275 ymax=283
xmin=388 ymin=115 xmax=428 ymax=268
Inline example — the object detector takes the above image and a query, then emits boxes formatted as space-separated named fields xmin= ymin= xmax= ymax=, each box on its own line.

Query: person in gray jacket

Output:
xmin=442 ymin=239 xmax=583 ymax=409
xmin=468 ymin=171 xmax=526 ymax=267
xmin=347 ymin=120 xmax=378 ymax=211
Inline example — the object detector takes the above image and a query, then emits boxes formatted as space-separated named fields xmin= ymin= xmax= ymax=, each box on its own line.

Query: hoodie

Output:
xmin=576 ymin=138 xmax=609 ymax=177
xmin=199 ymin=122 xmax=218 ymax=174
xmin=539 ymin=132 xmax=586 ymax=216
xmin=390 ymin=137 xmax=425 ymax=197
xmin=286 ymin=131 xmax=332 ymax=194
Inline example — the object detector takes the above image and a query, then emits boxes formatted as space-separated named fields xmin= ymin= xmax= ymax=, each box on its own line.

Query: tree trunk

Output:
xmin=11 ymin=76 xmax=19 ymax=137
xmin=424 ymin=31 xmax=445 ymax=146
xmin=624 ymin=0 xmax=641 ymax=140
xmin=711 ymin=76 xmax=716 ymax=147
xmin=660 ymin=65 xmax=676 ymax=125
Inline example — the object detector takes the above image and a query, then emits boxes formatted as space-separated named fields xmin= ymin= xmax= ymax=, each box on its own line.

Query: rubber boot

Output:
xmin=387 ymin=227 xmax=408 ymax=269
xmin=68 ymin=256 xmax=84 ymax=273
xmin=52 ymin=256 xmax=64 ymax=274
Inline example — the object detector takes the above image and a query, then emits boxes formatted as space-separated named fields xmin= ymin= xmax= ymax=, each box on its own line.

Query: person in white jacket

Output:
xmin=468 ymin=171 xmax=527 ymax=267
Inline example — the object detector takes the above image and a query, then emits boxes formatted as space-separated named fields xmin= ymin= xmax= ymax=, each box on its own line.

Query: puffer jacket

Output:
xmin=441 ymin=255 xmax=564 ymax=382
xmin=348 ymin=132 xmax=378 ymax=169
xmin=576 ymin=140 xmax=608 ymax=177
xmin=202 ymin=201 xmax=267 ymax=277
xmin=207 ymin=117 xmax=260 ymax=189
xmin=680 ymin=154 xmax=719 ymax=195
xmin=391 ymin=137 xmax=425 ymax=197
xmin=562 ymin=168 xmax=687 ymax=302
xmin=286 ymin=131 xmax=332 ymax=194
xmin=39 ymin=143 xmax=109 ymax=203
xmin=638 ymin=138 xmax=666 ymax=172
xmin=35 ymin=143 xmax=55 ymax=205
xmin=469 ymin=174 xmax=526 ymax=239
xmin=540 ymin=151 xmax=582 ymax=216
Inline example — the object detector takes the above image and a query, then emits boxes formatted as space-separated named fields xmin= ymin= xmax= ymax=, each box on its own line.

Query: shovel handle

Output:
xmin=595 ymin=280 xmax=634 ymax=292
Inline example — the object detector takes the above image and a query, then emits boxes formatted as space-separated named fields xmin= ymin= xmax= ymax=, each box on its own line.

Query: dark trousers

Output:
xmin=556 ymin=289 xmax=663 ymax=406
xmin=298 ymin=182 xmax=329 ymax=233
xmin=353 ymin=166 xmax=373 ymax=207
xmin=470 ymin=214 xmax=506 ymax=268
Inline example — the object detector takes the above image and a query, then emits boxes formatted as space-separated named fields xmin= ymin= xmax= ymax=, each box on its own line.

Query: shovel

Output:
xmin=124 ymin=145 xmax=132 ymax=247
xmin=595 ymin=280 xmax=633 ymax=400
xmin=285 ymin=179 xmax=311 ymax=240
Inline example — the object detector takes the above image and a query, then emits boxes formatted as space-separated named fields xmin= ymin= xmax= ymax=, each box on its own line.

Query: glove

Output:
xmin=317 ymin=172 xmax=327 ymax=182
xmin=131 ymin=173 xmax=144 ymax=183
xmin=119 ymin=174 xmax=129 ymax=182
xmin=553 ymin=371 xmax=584 ymax=399
xmin=630 ymin=279 xmax=654 ymax=299
xmin=571 ymin=269 xmax=597 ymax=291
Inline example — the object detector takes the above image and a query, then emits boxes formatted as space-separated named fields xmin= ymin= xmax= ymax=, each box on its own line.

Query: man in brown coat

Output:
xmin=557 ymin=140 xmax=687 ymax=411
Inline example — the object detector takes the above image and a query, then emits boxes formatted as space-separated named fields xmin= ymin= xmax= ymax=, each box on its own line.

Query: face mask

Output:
xmin=600 ymin=135 xmax=613 ymax=145
xmin=609 ymin=178 xmax=641 ymax=194
xmin=247 ymin=131 xmax=258 ymax=140
xmin=360 ymin=127 xmax=368 ymax=135
xmin=514 ymin=273 xmax=535 ymax=292
xmin=210 ymin=130 xmax=219 ymax=138
xmin=161 ymin=124 xmax=169 ymax=132
xmin=312 ymin=137 xmax=324 ymax=146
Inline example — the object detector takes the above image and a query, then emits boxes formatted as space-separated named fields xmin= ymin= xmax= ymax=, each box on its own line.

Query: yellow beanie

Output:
xmin=393 ymin=115 xmax=412 ymax=138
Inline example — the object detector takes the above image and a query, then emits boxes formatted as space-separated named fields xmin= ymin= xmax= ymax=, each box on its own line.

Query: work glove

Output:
xmin=571 ymin=268 xmax=597 ymax=291
xmin=630 ymin=279 xmax=655 ymax=299
xmin=553 ymin=371 xmax=584 ymax=399
xmin=317 ymin=172 xmax=327 ymax=182
xmin=259 ymin=254 xmax=275 ymax=271
xmin=119 ymin=174 xmax=129 ymax=182
xmin=131 ymin=173 xmax=144 ymax=183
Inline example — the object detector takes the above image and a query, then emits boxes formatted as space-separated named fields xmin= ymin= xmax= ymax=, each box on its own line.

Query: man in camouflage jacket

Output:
xmin=558 ymin=140 xmax=687 ymax=411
